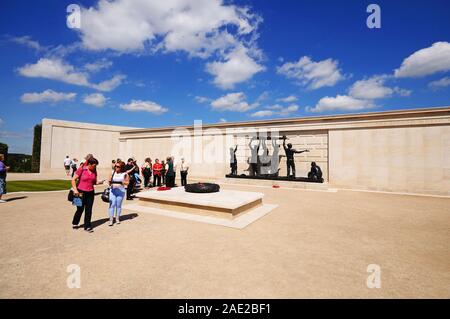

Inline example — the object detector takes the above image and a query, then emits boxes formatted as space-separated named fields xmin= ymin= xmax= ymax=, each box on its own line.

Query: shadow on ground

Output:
xmin=5 ymin=196 xmax=28 ymax=202
xmin=79 ymin=213 xmax=139 ymax=229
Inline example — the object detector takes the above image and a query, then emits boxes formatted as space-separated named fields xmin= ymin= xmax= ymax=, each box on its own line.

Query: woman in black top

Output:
xmin=142 ymin=157 xmax=152 ymax=188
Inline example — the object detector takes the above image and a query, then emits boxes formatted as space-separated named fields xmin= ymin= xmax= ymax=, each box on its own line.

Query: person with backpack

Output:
xmin=108 ymin=160 xmax=129 ymax=226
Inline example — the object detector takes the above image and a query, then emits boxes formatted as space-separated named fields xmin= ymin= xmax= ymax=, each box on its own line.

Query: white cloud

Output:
xmin=10 ymin=35 xmax=44 ymax=51
xmin=277 ymin=56 xmax=345 ymax=89
xmin=20 ymin=89 xmax=76 ymax=103
xmin=276 ymin=95 xmax=297 ymax=103
xmin=429 ymin=76 xmax=450 ymax=90
xmin=83 ymin=93 xmax=107 ymax=107
xmin=394 ymin=42 xmax=450 ymax=78
xmin=0 ymin=118 xmax=3 ymax=125
xmin=210 ymin=92 xmax=257 ymax=112
xmin=251 ymin=104 xmax=299 ymax=118
xmin=18 ymin=58 xmax=90 ymax=86
xmin=395 ymin=88 xmax=412 ymax=97
xmin=219 ymin=118 xmax=227 ymax=123
xmin=205 ymin=46 xmax=265 ymax=89
xmin=17 ymin=58 xmax=125 ymax=91
xmin=76 ymin=0 xmax=263 ymax=88
xmin=78 ymin=0 xmax=259 ymax=54
xmin=250 ymin=110 xmax=274 ymax=118
xmin=92 ymin=74 xmax=126 ymax=92
xmin=278 ymin=104 xmax=299 ymax=116
xmin=256 ymin=91 xmax=270 ymax=102
xmin=349 ymin=75 xmax=412 ymax=100
xmin=307 ymin=95 xmax=374 ymax=113
xmin=120 ymin=100 xmax=168 ymax=114
xmin=349 ymin=76 xmax=394 ymax=100
xmin=0 ymin=131 xmax=27 ymax=139
xmin=195 ymin=96 xmax=211 ymax=103
xmin=84 ymin=59 xmax=113 ymax=72
xmin=265 ymin=104 xmax=283 ymax=110
xmin=308 ymin=74 xmax=412 ymax=113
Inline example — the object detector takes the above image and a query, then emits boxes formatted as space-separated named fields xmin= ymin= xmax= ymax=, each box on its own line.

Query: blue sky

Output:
xmin=1 ymin=0 xmax=449 ymax=154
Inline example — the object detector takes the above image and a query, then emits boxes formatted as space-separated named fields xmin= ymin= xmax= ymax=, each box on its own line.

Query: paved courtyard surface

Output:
xmin=0 ymin=183 xmax=449 ymax=298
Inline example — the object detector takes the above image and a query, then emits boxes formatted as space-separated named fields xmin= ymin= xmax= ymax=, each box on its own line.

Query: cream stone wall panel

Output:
xmin=40 ymin=108 xmax=450 ymax=195
xmin=329 ymin=125 xmax=450 ymax=195
xmin=49 ymin=126 xmax=120 ymax=169
xmin=40 ymin=118 xmax=137 ymax=173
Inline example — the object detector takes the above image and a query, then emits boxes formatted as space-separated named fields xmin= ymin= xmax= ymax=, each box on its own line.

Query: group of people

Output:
xmin=63 ymin=156 xmax=79 ymax=177
xmin=69 ymin=154 xmax=190 ymax=232
xmin=111 ymin=156 xmax=190 ymax=196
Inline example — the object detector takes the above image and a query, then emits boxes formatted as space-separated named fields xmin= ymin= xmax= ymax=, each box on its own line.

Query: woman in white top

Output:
xmin=108 ymin=161 xmax=129 ymax=226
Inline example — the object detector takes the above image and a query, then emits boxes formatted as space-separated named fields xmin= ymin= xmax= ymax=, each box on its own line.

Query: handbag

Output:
xmin=101 ymin=187 xmax=110 ymax=203
xmin=101 ymin=171 xmax=115 ymax=203
xmin=67 ymin=168 xmax=85 ymax=202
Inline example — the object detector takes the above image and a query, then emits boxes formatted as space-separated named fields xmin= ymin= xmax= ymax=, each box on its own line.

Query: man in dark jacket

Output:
xmin=125 ymin=158 xmax=138 ymax=200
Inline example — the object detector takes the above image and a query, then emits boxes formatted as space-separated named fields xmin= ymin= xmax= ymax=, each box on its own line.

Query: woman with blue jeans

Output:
xmin=108 ymin=161 xmax=129 ymax=226
xmin=0 ymin=154 xmax=10 ymax=203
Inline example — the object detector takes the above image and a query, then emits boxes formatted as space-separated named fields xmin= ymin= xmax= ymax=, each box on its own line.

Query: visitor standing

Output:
xmin=64 ymin=156 xmax=72 ymax=176
xmin=172 ymin=156 xmax=177 ymax=185
xmin=71 ymin=158 xmax=78 ymax=177
xmin=111 ymin=160 xmax=116 ymax=170
xmin=0 ymin=154 xmax=10 ymax=203
xmin=161 ymin=160 xmax=166 ymax=185
xmin=152 ymin=158 xmax=162 ymax=187
xmin=165 ymin=157 xmax=175 ymax=187
xmin=180 ymin=157 xmax=189 ymax=186
xmin=142 ymin=158 xmax=152 ymax=188
xmin=108 ymin=161 xmax=129 ymax=226
xmin=71 ymin=157 xmax=105 ymax=232
xmin=125 ymin=158 xmax=138 ymax=200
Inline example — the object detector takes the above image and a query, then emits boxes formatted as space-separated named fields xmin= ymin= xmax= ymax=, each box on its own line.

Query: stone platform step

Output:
xmin=216 ymin=177 xmax=334 ymax=191
xmin=134 ymin=187 xmax=265 ymax=219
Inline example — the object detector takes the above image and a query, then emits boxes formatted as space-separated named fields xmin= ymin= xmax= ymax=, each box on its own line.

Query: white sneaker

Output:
xmin=0 ymin=200 xmax=6 ymax=203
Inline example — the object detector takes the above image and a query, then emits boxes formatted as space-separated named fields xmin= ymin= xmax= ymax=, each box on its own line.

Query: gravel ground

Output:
xmin=0 ymin=183 xmax=449 ymax=298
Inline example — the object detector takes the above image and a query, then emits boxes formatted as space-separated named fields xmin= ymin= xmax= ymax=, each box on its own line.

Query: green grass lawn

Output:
xmin=7 ymin=180 xmax=72 ymax=192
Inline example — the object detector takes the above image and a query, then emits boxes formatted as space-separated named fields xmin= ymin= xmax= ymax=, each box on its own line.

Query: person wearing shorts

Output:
xmin=64 ymin=156 xmax=72 ymax=176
